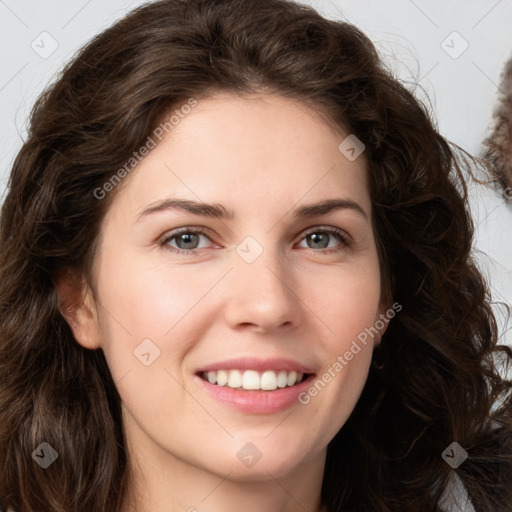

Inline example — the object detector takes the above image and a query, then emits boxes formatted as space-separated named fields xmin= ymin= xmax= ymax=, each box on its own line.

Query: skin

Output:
xmin=57 ymin=93 xmax=390 ymax=512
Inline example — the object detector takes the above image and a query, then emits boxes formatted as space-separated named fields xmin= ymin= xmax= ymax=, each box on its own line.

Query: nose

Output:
xmin=222 ymin=243 xmax=303 ymax=333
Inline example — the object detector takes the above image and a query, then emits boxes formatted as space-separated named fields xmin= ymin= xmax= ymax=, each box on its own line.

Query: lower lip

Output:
xmin=194 ymin=374 xmax=315 ymax=414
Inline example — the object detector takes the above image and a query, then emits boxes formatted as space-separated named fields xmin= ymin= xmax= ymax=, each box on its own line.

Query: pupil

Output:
xmin=178 ymin=233 xmax=198 ymax=249
xmin=309 ymin=233 xmax=328 ymax=249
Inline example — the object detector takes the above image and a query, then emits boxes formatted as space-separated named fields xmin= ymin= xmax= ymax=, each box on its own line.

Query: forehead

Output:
xmin=107 ymin=93 xmax=371 ymax=221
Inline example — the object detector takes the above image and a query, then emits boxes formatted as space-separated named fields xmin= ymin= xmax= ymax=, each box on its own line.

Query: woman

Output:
xmin=1 ymin=0 xmax=511 ymax=511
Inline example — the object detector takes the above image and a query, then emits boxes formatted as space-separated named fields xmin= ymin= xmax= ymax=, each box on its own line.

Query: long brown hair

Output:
xmin=1 ymin=1 xmax=511 ymax=511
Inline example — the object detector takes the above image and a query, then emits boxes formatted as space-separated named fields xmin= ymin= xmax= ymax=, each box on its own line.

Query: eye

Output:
xmin=159 ymin=226 xmax=351 ymax=256
xmin=160 ymin=227 xmax=215 ymax=255
xmin=297 ymin=227 xmax=351 ymax=254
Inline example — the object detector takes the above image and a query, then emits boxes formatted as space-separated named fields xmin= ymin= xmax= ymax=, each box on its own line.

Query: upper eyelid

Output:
xmin=301 ymin=225 xmax=348 ymax=237
xmin=160 ymin=225 xmax=350 ymax=246
xmin=160 ymin=226 xmax=209 ymax=240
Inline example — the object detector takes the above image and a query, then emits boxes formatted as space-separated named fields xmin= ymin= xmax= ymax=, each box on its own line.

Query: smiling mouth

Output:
xmin=197 ymin=369 xmax=314 ymax=391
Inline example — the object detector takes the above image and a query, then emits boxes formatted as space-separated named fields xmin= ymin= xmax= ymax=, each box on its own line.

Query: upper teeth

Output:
xmin=202 ymin=369 xmax=304 ymax=390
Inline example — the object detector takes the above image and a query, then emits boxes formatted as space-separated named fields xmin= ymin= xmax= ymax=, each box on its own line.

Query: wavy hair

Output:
xmin=1 ymin=0 xmax=511 ymax=511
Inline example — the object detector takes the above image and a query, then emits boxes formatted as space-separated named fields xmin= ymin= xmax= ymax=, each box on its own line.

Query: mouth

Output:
xmin=196 ymin=369 xmax=315 ymax=391
xmin=194 ymin=357 xmax=317 ymax=413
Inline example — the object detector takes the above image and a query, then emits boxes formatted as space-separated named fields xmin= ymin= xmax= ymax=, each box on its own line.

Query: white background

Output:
xmin=0 ymin=0 xmax=511 ymax=346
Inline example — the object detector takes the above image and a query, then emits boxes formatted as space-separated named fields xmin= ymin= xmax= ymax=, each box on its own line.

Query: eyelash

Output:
xmin=159 ymin=226 xmax=351 ymax=256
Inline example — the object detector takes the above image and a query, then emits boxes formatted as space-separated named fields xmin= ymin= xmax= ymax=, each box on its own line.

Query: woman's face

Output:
xmin=68 ymin=93 xmax=388 ymax=482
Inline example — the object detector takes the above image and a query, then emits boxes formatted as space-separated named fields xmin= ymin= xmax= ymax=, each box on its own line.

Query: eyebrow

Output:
xmin=136 ymin=197 xmax=368 ymax=222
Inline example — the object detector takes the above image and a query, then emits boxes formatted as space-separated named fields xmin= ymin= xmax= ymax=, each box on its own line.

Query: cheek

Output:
xmin=94 ymin=256 xmax=215 ymax=429
xmin=298 ymin=258 xmax=381 ymax=426
xmin=312 ymin=256 xmax=382 ymax=344
xmin=97 ymin=253 xmax=222 ymax=337
xmin=93 ymin=252 xmax=227 ymax=388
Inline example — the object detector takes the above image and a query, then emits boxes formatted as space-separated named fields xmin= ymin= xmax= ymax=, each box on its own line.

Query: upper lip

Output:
xmin=196 ymin=357 xmax=315 ymax=374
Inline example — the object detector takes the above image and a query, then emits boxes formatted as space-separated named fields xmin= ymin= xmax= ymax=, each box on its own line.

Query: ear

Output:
xmin=54 ymin=268 xmax=102 ymax=350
